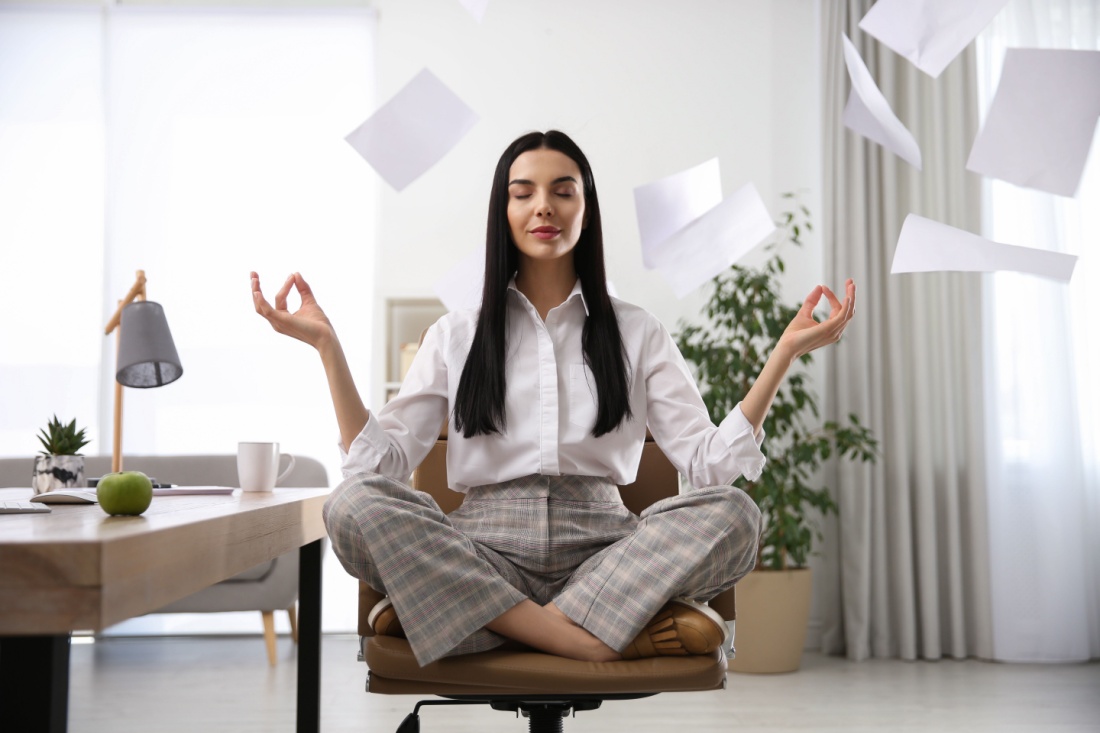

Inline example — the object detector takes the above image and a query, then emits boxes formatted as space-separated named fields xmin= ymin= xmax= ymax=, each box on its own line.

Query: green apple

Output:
xmin=96 ymin=470 xmax=154 ymax=516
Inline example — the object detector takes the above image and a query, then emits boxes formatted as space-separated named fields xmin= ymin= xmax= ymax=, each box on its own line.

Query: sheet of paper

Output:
xmin=458 ymin=0 xmax=490 ymax=23
xmin=858 ymin=0 xmax=1009 ymax=78
xmin=967 ymin=48 xmax=1100 ymax=198
xmin=648 ymin=182 xmax=777 ymax=298
xmin=345 ymin=68 xmax=479 ymax=192
xmin=842 ymin=34 xmax=922 ymax=169
xmin=634 ymin=158 xmax=723 ymax=269
xmin=890 ymin=214 xmax=1077 ymax=282
xmin=433 ymin=246 xmax=485 ymax=312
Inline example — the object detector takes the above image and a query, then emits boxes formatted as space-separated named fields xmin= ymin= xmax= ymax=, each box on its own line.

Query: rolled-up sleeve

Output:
xmin=339 ymin=322 xmax=449 ymax=481
xmin=338 ymin=414 xmax=391 ymax=479
xmin=716 ymin=403 xmax=767 ymax=482
xmin=642 ymin=318 xmax=766 ymax=488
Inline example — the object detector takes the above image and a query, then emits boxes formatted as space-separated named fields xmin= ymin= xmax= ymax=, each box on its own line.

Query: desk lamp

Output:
xmin=103 ymin=270 xmax=183 ymax=472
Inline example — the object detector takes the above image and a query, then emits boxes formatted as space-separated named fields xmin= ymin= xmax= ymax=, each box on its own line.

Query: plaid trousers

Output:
xmin=323 ymin=472 xmax=761 ymax=667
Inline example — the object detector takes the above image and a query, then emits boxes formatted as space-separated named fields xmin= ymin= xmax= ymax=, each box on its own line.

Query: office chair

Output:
xmin=355 ymin=437 xmax=738 ymax=732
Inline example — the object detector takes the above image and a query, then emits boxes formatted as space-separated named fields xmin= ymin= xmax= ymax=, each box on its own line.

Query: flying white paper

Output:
xmin=433 ymin=246 xmax=485 ymax=313
xmin=634 ymin=162 xmax=776 ymax=299
xmin=634 ymin=158 xmax=723 ymax=269
xmin=967 ymin=48 xmax=1100 ymax=198
xmin=841 ymin=34 xmax=922 ymax=169
xmin=657 ymin=185 xmax=776 ymax=298
xmin=345 ymin=69 xmax=479 ymax=191
xmin=858 ymin=0 xmax=1009 ymax=78
xmin=890 ymin=214 xmax=1077 ymax=282
xmin=458 ymin=0 xmax=490 ymax=23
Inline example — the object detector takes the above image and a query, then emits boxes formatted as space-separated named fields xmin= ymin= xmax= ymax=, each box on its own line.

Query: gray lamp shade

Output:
xmin=116 ymin=301 xmax=183 ymax=388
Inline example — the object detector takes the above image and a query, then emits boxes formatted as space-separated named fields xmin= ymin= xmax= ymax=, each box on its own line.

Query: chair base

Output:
xmin=395 ymin=694 xmax=654 ymax=733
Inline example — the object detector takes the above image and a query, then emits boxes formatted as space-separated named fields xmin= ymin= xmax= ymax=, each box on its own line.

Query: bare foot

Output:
xmin=545 ymin=602 xmax=622 ymax=662
xmin=485 ymin=600 xmax=622 ymax=662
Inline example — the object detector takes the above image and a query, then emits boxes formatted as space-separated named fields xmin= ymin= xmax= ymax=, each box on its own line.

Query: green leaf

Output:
xmin=37 ymin=414 xmax=90 ymax=455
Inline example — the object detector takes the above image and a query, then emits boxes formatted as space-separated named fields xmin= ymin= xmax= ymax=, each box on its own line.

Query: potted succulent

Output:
xmin=676 ymin=196 xmax=877 ymax=673
xmin=32 ymin=415 xmax=91 ymax=495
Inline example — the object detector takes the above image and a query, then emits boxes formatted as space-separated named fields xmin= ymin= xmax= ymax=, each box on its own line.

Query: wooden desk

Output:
xmin=0 ymin=488 xmax=330 ymax=733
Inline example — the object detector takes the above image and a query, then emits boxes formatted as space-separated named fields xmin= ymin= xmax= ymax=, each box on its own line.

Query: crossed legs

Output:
xmin=486 ymin=600 xmax=621 ymax=662
xmin=323 ymin=473 xmax=760 ymax=666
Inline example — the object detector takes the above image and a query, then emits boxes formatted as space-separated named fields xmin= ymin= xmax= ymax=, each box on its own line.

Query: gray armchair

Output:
xmin=0 ymin=454 xmax=329 ymax=665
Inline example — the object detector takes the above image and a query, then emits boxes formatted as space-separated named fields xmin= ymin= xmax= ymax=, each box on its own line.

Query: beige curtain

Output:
xmin=818 ymin=0 xmax=994 ymax=660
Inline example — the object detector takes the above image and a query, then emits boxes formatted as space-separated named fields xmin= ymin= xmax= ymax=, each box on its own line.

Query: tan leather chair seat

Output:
xmin=365 ymin=635 xmax=727 ymax=696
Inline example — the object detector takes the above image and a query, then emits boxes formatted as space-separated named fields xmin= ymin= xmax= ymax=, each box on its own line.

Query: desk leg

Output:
xmin=297 ymin=539 xmax=323 ymax=733
xmin=1 ymin=634 xmax=71 ymax=733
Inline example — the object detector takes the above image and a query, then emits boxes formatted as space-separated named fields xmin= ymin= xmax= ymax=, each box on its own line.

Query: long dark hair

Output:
xmin=453 ymin=130 xmax=633 ymax=438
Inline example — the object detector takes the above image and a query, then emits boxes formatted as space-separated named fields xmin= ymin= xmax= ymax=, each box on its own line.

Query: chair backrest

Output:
xmin=408 ymin=437 xmax=679 ymax=516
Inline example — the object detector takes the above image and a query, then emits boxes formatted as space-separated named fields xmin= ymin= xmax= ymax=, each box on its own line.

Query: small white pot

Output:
xmin=32 ymin=454 xmax=86 ymax=495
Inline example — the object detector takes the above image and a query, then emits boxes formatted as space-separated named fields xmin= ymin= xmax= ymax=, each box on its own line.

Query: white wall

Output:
xmin=364 ymin=0 xmax=824 ymax=402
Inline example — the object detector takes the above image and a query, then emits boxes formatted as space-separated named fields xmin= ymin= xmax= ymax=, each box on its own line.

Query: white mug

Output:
xmin=237 ymin=442 xmax=296 ymax=492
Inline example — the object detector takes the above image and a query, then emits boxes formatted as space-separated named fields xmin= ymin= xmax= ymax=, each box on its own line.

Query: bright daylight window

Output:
xmin=977 ymin=2 xmax=1099 ymax=472
xmin=0 ymin=5 xmax=376 ymax=633
xmin=976 ymin=0 xmax=1099 ymax=662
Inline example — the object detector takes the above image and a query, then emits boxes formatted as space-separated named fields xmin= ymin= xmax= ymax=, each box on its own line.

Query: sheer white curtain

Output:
xmin=0 ymin=5 xmax=376 ymax=633
xmin=977 ymin=0 xmax=1100 ymax=662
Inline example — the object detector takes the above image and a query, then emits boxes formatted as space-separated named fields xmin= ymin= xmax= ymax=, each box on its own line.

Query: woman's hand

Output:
xmin=740 ymin=279 xmax=855 ymax=433
xmin=251 ymin=271 xmax=336 ymax=351
xmin=776 ymin=279 xmax=856 ymax=364
xmin=252 ymin=271 xmax=370 ymax=449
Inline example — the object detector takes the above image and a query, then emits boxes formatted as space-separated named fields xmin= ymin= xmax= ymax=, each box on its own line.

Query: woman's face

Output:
xmin=506 ymin=148 xmax=586 ymax=265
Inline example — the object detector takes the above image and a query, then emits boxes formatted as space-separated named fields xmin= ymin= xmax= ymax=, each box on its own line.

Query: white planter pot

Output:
xmin=727 ymin=567 xmax=813 ymax=674
xmin=32 ymin=454 xmax=86 ymax=495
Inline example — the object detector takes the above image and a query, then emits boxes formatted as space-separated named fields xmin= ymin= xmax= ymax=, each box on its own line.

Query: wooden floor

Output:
xmin=66 ymin=633 xmax=1099 ymax=733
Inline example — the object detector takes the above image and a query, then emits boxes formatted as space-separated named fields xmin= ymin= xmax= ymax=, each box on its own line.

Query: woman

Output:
xmin=252 ymin=130 xmax=855 ymax=668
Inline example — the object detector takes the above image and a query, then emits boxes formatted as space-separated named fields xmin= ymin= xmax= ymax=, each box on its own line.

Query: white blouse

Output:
xmin=341 ymin=279 xmax=766 ymax=492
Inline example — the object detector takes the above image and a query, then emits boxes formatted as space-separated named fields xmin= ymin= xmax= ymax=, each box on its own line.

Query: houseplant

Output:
xmin=32 ymin=415 xmax=91 ymax=495
xmin=676 ymin=196 xmax=877 ymax=672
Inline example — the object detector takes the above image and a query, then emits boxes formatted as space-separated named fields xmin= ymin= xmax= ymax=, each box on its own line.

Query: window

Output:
xmin=976 ymin=0 xmax=1099 ymax=661
xmin=0 ymin=4 xmax=376 ymax=633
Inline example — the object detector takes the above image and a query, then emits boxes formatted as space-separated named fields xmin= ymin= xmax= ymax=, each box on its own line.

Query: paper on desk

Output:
xmin=858 ymin=0 xmax=1008 ymax=78
xmin=890 ymin=214 xmax=1077 ymax=282
xmin=458 ymin=0 xmax=490 ymax=22
xmin=433 ymin=246 xmax=485 ymax=312
xmin=152 ymin=487 xmax=235 ymax=495
xmin=634 ymin=158 xmax=724 ymax=269
xmin=345 ymin=69 xmax=479 ymax=191
xmin=967 ymin=48 xmax=1100 ymax=198
xmin=842 ymin=34 xmax=922 ymax=169
xmin=634 ymin=160 xmax=774 ymax=297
